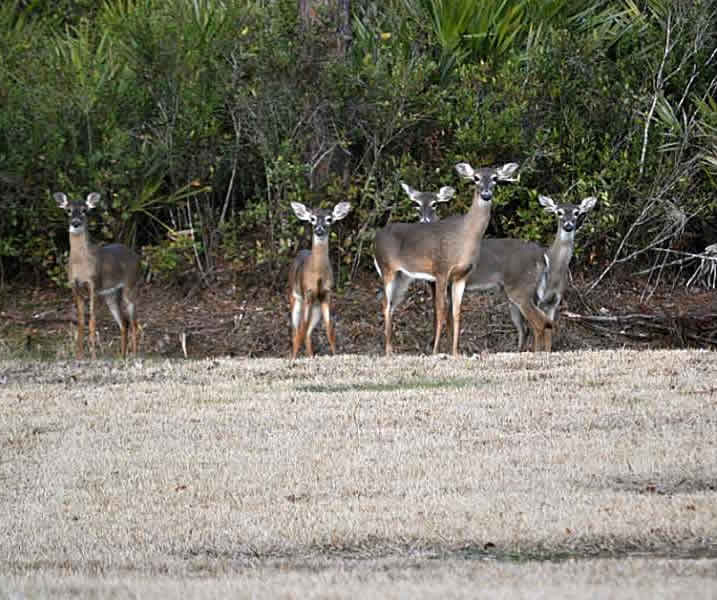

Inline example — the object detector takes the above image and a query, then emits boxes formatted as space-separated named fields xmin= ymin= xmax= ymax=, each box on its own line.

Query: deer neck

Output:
xmin=306 ymin=234 xmax=332 ymax=283
xmin=68 ymin=227 xmax=99 ymax=284
xmin=545 ymin=228 xmax=575 ymax=283
xmin=460 ymin=191 xmax=492 ymax=258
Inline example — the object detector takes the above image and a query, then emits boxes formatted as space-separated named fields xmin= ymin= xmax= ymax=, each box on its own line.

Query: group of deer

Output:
xmin=55 ymin=160 xmax=595 ymax=360
xmin=288 ymin=161 xmax=596 ymax=359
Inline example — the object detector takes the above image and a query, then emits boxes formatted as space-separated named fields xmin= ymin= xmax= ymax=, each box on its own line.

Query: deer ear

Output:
xmin=291 ymin=201 xmax=313 ymax=221
xmin=400 ymin=181 xmax=415 ymax=197
xmin=454 ymin=163 xmax=475 ymax=180
xmin=437 ymin=186 xmax=455 ymax=202
xmin=579 ymin=196 xmax=597 ymax=213
xmin=538 ymin=195 xmax=558 ymax=213
xmin=86 ymin=192 xmax=101 ymax=209
xmin=400 ymin=182 xmax=421 ymax=204
xmin=54 ymin=192 xmax=69 ymax=210
xmin=496 ymin=162 xmax=519 ymax=180
xmin=332 ymin=202 xmax=351 ymax=221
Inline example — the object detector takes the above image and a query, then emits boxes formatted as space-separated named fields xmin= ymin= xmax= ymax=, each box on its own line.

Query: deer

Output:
xmin=373 ymin=161 xmax=519 ymax=356
xmin=393 ymin=181 xmax=455 ymax=341
xmin=54 ymin=192 xmax=141 ymax=359
xmin=464 ymin=195 xmax=598 ymax=351
xmin=289 ymin=201 xmax=351 ymax=359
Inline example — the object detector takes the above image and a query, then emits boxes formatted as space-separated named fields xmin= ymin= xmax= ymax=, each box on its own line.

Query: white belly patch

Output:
xmin=398 ymin=268 xmax=436 ymax=282
xmin=466 ymin=281 xmax=499 ymax=292
xmin=98 ymin=283 xmax=125 ymax=296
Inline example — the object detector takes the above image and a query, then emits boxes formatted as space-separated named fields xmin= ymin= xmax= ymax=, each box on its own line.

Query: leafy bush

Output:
xmin=1 ymin=0 xmax=715 ymax=288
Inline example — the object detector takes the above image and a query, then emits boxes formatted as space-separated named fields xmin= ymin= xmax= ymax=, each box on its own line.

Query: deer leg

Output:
xmin=105 ymin=290 xmax=126 ymax=357
xmin=430 ymin=281 xmax=453 ymax=352
xmin=543 ymin=304 xmax=559 ymax=353
xmin=73 ymin=286 xmax=85 ymax=359
xmin=297 ymin=292 xmax=315 ymax=357
xmin=88 ymin=282 xmax=97 ymax=359
xmin=450 ymin=278 xmax=466 ymax=357
xmin=382 ymin=273 xmax=397 ymax=355
xmin=446 ymin=283 xmax=453 ymax=346
xmin=129 ymin=311 xmax=138 ymax=356
xmin=521 ymin=304 xmax=546 ymax=353
xmin=290 ymin=292 xmax=303 ymax=359
xmin=122 ymin=287 xmax=138 ymax=355
xmin=429 ymin=281 xmax=437 ymax=350
xmin=508 ymin=294 xmax=550 ymax=352
xmin=121 ymin=322 xmax=127 ymax=357
xmin=291 ymin=329 xmax=302 ymax=360
xmin=528 ymin=305 xmax=552 ymax=352
xmin=321 ymin=295 xmax=336 ymax=354
xmin=508 ymin=301 xmax=528 ymax=352
xmin=532 ymin=327 xmax=543 ymax=352
xmin=431 ymin=277 xmax=448 ymax=355
xmin=305 ymin=302 xmax=321 ymax=357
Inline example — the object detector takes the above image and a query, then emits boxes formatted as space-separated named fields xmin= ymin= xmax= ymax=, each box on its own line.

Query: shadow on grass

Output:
xmin=297 ymin=377 xmax=480 ymax=394
xmin=177 ymin=537 xmax=717 ymax=574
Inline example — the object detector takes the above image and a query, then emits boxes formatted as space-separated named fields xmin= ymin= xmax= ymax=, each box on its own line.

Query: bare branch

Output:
xmin=639 ymin=11 xmax=672 ymax=178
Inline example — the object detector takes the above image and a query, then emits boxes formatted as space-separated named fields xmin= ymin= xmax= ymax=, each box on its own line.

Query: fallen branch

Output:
xmin=563 ymin=308 xmax=717 ymax=348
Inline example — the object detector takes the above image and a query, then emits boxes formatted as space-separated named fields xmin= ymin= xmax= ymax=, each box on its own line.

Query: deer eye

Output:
xmin=573 ymin=209 xmax=580 ymax=217
xmin=557 ymin=209 xmax=565 ymax=217
xmin=430 ymin=201 xmax=437 ymax=208
xmin=324 ymin=217 xmax=332 ymax=225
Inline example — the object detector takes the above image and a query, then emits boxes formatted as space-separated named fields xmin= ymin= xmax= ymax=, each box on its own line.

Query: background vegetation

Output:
xmin=1 ymin=0 xmax=716 ymax=289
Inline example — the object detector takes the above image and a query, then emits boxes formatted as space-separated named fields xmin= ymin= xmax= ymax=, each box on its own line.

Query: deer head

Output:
xmin=54 ymin=192 xmax=101 ymax=235
xmin=455 ymin=162 xmax=519 ymax=200
xmin=291 ymin=201 xmax=351 ymax=241
xmin=399 ymin=182 xmax=455 ymax=224
xmin=538 ymin=195 xmax=597 ymax=239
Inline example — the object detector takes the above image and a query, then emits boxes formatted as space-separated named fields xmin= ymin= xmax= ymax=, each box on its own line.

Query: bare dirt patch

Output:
xmin=2 ymin=267 xmax=715 ymax=360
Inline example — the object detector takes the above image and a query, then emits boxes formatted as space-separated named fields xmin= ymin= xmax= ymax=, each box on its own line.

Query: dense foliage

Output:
xmin=1 ymin=0 xmax=716 ymax=287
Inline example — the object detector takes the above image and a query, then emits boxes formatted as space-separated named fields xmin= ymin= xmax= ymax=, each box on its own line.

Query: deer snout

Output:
xmin=480 ymin=190 xmax=493 ymax=201
xmin=563 ymin=221 xmax=575 ymax=232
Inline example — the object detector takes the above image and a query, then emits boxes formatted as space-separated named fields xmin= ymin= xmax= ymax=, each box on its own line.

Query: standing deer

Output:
xmin=373 ymin=162 xmax=519 ymax=356
xmin=289 ymin=201 xmax=351 ymax=359
xmin=396 ymin=181 xmax=454 ymax=344
xmin=55 ymin=192 xmax=140 ymax=359
xmin=465 ymin=195 xmax=597 ymax=351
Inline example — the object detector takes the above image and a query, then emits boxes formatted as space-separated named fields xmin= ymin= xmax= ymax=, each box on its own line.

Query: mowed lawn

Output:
xmin=1 ymin=349 xmax=716 ymax=598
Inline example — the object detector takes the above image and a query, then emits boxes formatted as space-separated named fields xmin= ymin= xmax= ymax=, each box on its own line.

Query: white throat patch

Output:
xmin=559 ymin=228 xmax=576 ymax=242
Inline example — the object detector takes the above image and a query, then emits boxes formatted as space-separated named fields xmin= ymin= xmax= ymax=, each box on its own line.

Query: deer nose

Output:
xmin=480 ymin=190 xmax=493 ymax=201
xmin=315 ymin=225 xmax=327 ymax=237
xmin=563 ymin=222 xmax=575 ymax=232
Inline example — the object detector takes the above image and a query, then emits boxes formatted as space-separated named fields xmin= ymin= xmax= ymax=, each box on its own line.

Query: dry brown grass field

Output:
xmin=1 ymin=349 xmax=716 ymax=598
